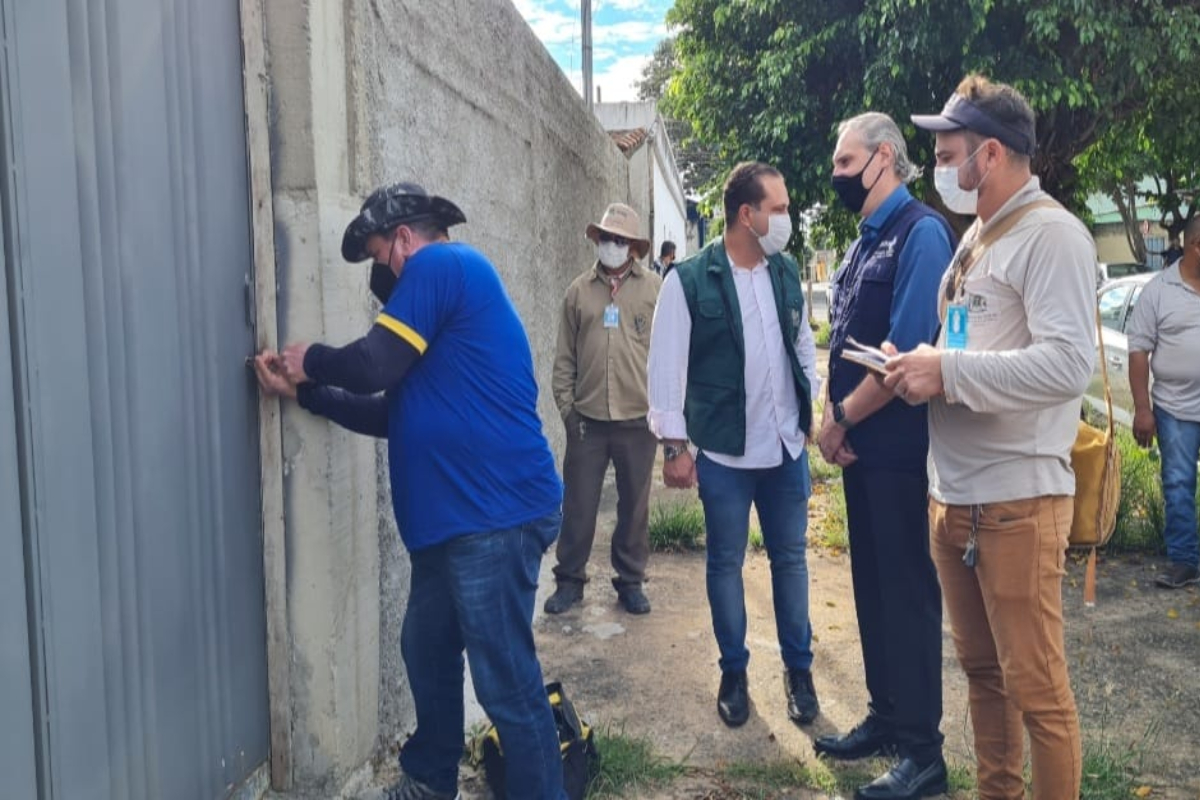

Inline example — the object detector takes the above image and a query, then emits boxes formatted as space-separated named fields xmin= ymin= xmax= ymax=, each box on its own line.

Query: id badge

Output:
xmin=945 ymin=304 xmax=968 ymax=350
xmin=603 ymin=304 xmax=619 ymax=328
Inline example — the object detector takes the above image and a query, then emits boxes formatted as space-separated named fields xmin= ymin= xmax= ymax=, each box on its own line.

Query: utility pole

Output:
xmin=582 ymin=0 xmax=593 ymax=110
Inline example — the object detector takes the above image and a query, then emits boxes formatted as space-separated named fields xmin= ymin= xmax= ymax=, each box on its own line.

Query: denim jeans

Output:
xmin=1155 ymin=407 xmax=1200 ymax=568
xmin=399 ymin=512 xmax=566 ymax=799
xmin=695 ymin=447 xmax=813 ymax=673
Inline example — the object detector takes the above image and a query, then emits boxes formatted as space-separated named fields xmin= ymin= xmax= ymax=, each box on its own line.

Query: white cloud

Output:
xmin=513 ymin=0 xmax=579 ymax=46
xmin=592 ymin=54 xmax=652 ymax=103
xmin=596 ymin=0 xmax=650 ymax=11
xmin=594 ymin=20 xmax=667 ymax=45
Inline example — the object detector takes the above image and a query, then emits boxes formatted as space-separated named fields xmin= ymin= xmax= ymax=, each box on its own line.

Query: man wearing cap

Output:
xmin=814 ymin=112 xmax=954 ymax=800
xmin=252 ymin=183 xmax=567 ymax=800
xmin=648 ymin=162 xmax=822 ymax=730
xmin=884 ymin=76 xmax=1095 ymax=799
xmin=546 ymin=203 xmax=662 ymax=615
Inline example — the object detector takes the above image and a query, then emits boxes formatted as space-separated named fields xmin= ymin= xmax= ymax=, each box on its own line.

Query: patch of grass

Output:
xmin=587 ymin=726 xmax=685 ymax=798
xmin=748 ymin=523 xmax=763 ymax=550
xmin=813 ymin=320 xmax=832 ymax=348
xmin=648 ymin=500 xmax=706 ymax=552
xmin=1109 ymin=427 xmax=1166 ymax=553
xmin=807 ymin=443 xmax=842 ymax=484
xmin=1076 ymin=722 xmax=1158 ymax=800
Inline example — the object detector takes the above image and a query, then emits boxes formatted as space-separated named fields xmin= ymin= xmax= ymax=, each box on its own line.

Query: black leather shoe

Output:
xmin=854 ymin=757 xmax=948 ymax=800
xmin=717 ymin=670 xmax=750 ymax=727
xmin=814 ymin=715 xmax=896 ymax=761
xmin=784 ymin=668 xmax=819 ymax=725
xmin=616 ymin=584 xmax=651 ymax=614
xmin=543 ymin=582 xmax=583 ymax=614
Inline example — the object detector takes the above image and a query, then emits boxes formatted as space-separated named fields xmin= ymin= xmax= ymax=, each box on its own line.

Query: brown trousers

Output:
xmin=929 ymin=496 xmax=1081 ymax=800
xmin=553 ymin=412 xmax=656 ymax=588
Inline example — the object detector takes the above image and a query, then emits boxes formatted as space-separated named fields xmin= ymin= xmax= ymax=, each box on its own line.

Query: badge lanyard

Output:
xmin=604 ymin=267 xmax=631 ymax=329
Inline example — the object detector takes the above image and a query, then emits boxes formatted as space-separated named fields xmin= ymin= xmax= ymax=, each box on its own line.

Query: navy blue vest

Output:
xmin=828 ymin=198 xmax=954 ymax=471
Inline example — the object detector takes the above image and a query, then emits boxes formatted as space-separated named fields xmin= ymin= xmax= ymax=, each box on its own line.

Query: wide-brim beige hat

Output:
xmin=585 ymin=202 xmax=651 ymax=260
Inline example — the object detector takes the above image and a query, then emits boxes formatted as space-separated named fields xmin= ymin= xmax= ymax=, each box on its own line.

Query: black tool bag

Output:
xmin=475 ymin=681 xmax=599 ymax=800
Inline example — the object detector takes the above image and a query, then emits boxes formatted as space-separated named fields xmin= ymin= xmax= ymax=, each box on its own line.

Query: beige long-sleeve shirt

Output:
xmin=929 ymin=177 xmax=1098 ymax=505
xmin=553 ymin=261 xmax=662 ymax=422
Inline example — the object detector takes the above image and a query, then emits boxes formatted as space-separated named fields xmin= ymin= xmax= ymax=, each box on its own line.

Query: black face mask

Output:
xmin=369 ymin=261 xmax=396 ymax=304
xmin=831 ymin=148 xmax=882 ymax=215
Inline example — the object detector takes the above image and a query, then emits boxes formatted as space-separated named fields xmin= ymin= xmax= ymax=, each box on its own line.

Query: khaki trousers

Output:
xmin=929 ymin=496 xmax=1081 ymax=800
xmin=553 ymin=413 xmax=656 ymax=588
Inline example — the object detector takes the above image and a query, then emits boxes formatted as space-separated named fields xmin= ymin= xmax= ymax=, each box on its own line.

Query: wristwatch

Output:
xmin=663 ymin=442 xmax=689 ymax=461
xmin=833 ymin=401 xmax=855 ymax=430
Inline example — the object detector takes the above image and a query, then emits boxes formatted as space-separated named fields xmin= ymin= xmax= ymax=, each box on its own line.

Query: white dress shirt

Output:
xmin=648 ymin=256 xmax=822 ymax=469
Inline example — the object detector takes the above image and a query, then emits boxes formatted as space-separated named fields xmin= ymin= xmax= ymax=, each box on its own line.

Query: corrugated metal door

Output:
xmin=0 ymin=0 xmax=269 ymax=798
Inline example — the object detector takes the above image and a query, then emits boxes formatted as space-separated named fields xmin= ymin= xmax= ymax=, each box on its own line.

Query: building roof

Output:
xmin=609 ymin=128 xmax=648 ymax=155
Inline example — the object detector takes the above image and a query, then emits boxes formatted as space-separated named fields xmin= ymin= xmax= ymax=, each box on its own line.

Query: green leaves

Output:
xmin=666 ymin=0 xmax=1200 ymax=222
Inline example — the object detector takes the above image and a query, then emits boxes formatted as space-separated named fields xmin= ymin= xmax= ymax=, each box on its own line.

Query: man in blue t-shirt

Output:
xmin=253 ymin=183 xmax=566 ymax=800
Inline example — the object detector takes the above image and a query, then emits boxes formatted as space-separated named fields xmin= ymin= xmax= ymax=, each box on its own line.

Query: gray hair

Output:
xmin=837 ymin=112 xmax=922 ymax=184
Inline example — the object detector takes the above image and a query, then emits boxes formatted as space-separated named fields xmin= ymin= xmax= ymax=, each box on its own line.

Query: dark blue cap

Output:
xmin=912 ymin=93 xmax=1036 ymax=157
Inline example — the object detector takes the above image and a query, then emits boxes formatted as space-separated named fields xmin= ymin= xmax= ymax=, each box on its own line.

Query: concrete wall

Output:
xmin=259 ymin=0 xmax=640 ymax=790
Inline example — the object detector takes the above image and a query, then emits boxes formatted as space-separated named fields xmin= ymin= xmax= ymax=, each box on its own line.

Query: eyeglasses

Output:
xmin=598 ymin=232 xmax=630 ymax=246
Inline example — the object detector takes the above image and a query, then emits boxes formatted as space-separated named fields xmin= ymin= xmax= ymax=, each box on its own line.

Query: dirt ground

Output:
xmin=361 ymin=349 xmax=1199 ymax=800
xmin=522 ymin=466 xmax=1200 ymax=799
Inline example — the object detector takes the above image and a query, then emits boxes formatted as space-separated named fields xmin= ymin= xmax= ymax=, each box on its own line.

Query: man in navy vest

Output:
xmin=814 ymin=114 xmax=955 ymax=800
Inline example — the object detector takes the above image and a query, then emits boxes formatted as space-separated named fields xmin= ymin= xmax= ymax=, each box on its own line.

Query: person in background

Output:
xmin=1128 ymin=215 xmax=1200 ymax=590
xmin=653 ymin=240 xmax=677 ymax=277
xmin=545 ymin=203 xmax=662 ymax=615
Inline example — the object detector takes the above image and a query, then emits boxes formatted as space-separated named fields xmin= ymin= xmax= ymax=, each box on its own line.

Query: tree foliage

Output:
xmin=664 ymin=0 xmax=1200 ymax=253
xmin=636 ymin=37 xmax=724 ymax=199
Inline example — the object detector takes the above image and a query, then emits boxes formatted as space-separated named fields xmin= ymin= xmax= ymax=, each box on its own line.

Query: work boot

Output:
xmin=543 ymin=581 xmax=583 ymax=614
xmin=616 ymin=583 xmax=651 ymax=614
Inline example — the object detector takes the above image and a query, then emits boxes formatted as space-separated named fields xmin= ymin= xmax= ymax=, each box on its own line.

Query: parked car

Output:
xmin=1095 ymin=261 xmax=1152 ymax=288
xmin=1084 ymin=272 xmax=1156 ymax=426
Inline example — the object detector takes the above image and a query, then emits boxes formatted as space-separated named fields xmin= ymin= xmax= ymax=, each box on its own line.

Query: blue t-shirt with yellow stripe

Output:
xmin=377 ymin=242 xmax=562 ymax=551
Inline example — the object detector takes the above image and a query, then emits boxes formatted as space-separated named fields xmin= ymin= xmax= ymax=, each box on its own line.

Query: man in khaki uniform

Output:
xmin=546 ymin=203 xmax=662 ymax=615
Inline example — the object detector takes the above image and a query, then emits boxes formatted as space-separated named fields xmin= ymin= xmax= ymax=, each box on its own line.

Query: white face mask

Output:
xmin=753 ymin=211 xmax=793 ymax=256
xmin=597 ymin=240 xmax=630 ymax=268
xmin=934 ymin=143 xmax=990 ymax=215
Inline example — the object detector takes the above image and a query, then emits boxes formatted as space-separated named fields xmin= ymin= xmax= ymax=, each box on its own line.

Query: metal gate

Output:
xmin=0 ymin=1 xmax=269 ymax=797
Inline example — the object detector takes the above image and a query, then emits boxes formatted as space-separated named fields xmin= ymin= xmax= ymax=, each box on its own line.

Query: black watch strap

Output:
xmin=833 ymin=401 xmax=855 ymax=430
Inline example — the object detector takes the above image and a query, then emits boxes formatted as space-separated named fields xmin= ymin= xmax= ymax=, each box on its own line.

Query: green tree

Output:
xmin=666 ymin=0 xmax=1200 ymax=230
xmin=1076 ymin=66 xmax=1200 ymax=262
xmin=636 ymin=37 xmax=724 ymax=200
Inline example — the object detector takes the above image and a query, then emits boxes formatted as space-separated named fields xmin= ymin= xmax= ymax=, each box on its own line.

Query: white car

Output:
xmin=1084 ymin=272 xmax=1156 ymax=426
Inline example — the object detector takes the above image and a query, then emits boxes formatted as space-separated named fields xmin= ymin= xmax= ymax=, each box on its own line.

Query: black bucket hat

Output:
xmin=341 ymin=182 xmax=467 ymax=262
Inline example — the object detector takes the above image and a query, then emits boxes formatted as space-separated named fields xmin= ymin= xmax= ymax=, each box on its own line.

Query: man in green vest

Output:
xmin=647 ymin=162 xmax=822 ymax=729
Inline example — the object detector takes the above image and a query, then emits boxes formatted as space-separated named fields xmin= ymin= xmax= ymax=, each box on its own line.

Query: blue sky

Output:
xmin=514 ymin=0 xmax=673 ymax=102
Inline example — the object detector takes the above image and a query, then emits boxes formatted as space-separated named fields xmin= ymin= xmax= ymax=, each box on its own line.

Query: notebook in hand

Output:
xmin=839 ymin=337 xmax=889 ymax=375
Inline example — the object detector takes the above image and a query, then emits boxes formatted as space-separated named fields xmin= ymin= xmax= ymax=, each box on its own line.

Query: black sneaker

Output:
xmin=717 ymin=669 xmax=750 ymax=727
xmin=1155 ymin=562 xmax=1200 ymax=589
xmin=543 ymin=581 xmax=584 ymax=614
xmin=784 ymin=668 xmax=820 ymax=726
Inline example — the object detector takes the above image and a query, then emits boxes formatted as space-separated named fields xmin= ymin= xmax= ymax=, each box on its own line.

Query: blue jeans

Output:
xmin=400 ymin=512 xmax=566 ymax=799
xmin=1155 ymin=407 xmax=1200 ymax=568
xmin=696 ymin=447 xmax=813 ymax=673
